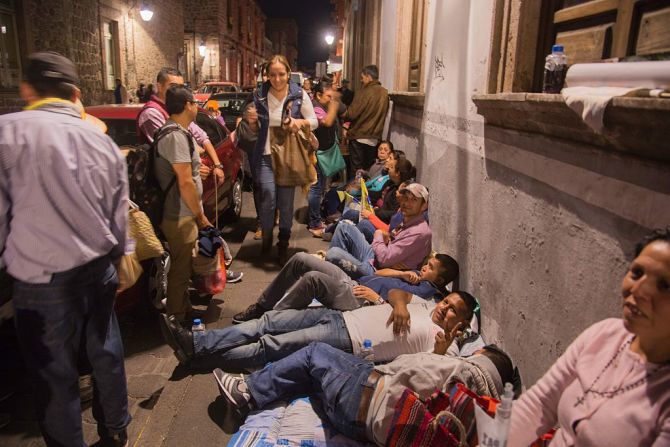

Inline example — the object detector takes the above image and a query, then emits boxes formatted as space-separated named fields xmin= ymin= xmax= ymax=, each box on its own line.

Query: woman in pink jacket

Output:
xmin=509 ymin=228 xmax=670 ymax=446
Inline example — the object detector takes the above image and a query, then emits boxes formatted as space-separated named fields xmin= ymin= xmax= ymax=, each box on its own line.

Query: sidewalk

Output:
xmin=0 ymin=190 xmax=328 ymax=446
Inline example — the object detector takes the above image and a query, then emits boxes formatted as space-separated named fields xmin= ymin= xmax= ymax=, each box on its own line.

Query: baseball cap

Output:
xmin=25 ymin=51 xmax=79 ymax=86
xmin=399 ymin=183 xmax=429 ymax=202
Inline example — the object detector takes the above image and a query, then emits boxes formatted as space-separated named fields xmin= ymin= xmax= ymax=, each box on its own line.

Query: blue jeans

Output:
xmin=356 ymin=219 xmax=377 ymax=243
xmin=12 ymin=256 xmax=130 ymax=446
xmin=341 ymin=207 xmax=360 ymax=224
xmin=247 ymin=342 xmax=373 ymax=442
xmin=325 ymin=223 xmax=376 ymax=279
xmin=307 ymin=163 xmax=327 ymax=229
xmin=253 ymin=154 xmax=295 ymax=240
xmin=192 ymin=308 xmax=353 ymax=371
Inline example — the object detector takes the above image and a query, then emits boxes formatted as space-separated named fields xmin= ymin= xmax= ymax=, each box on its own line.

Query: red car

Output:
xmin=86 ymin=104 xmax=244 ymax=314
xmin=194 ymin=81 xmax=241 ymax=104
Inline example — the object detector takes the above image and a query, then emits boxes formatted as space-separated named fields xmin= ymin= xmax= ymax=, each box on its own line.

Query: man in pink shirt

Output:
xmin=325 ymin=183 xmax=431 ymax=279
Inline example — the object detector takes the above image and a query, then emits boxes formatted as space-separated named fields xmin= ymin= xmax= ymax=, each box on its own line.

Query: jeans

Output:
xmin=12 ymin=256 xmax=130 ymax=446
xmin=247 ymin=342 xmax=373 ymax=442
xmin=340 ymin=208 xmax=376 ymax=243
xmin=326 ymin=223 xmax=376 ymax=279
xmin=192 ymin=308 xmax=353 ymax=371
xmin=307 ymin=163 xmax=327 ymax=229
xmin=341 ymin=207 xmax=360 ymax=224
xmin=254 ymin=154 xmax=295 ymax=241
xmin=348 ymin=140 xmax=377 ymax=176
xmin=258 ymin=252 xmax=363 ymax=311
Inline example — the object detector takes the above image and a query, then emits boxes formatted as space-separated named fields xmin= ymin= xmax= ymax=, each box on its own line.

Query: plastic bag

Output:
xmin=192 ymin=248 xmax=226 ymax=295
xmin=117 ymin=252 xmax=143 ymax=292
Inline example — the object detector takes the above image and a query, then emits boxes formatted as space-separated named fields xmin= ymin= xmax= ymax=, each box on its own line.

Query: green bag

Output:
xmin=316 ymin=137 xmax=346 ymax=177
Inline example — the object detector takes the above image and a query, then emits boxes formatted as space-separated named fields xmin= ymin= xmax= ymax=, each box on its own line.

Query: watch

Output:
xmin=213 ymin=164 xmax=224 ymax=170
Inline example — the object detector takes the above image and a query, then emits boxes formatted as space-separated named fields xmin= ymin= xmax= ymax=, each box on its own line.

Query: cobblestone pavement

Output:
xmin=0 ymin=190 xmax=329 ymax=446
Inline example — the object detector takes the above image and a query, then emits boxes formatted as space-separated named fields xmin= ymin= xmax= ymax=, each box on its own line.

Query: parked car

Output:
xmin=207 ymin=91 xmax=252 ymax=132
xmin=194 ymin=81 xmax=241 ymax=104
xmin=86 ymin=104 xmax=244 ymax=314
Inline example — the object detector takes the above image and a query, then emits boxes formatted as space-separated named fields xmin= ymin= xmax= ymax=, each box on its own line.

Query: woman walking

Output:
xmin=252 ymin=55 xmax=317 ymax=264
xmin=307 ymin=79 xmax=342 ymax=238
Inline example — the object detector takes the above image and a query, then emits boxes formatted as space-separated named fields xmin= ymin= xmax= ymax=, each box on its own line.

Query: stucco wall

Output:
xmin=412 ymin=0 xmax=670 ymax=386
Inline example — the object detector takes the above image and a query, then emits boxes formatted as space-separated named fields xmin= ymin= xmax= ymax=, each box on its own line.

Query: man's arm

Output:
xmin=173 ymin=163 xmax=211 ymax=228
xmin=109 ymin=152 xmax=129 ymax=264
xmin=188 ymin=122 xmax=224 ymax=185
xmin=372 ymin=229 xmax=426 ymax=268
xmin=342 ymin=89 xmax=364 ymax=121
xmin=385 ymin=289 xmax=413 ymax=335
xmin=375 ymin=268 xmax=420 ymax=284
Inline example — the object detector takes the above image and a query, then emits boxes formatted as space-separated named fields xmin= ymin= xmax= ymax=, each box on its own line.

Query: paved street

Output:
xmin=0 ymin=191 xmax=327 ymax=446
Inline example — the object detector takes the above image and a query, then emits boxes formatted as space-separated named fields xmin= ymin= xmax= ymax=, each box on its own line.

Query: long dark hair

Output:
xmin=394 ymin=159 xmax=416 ymax=184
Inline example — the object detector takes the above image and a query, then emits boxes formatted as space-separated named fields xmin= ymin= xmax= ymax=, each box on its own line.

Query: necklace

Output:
xmin=574 ymin=336 xmax=666 ymax=407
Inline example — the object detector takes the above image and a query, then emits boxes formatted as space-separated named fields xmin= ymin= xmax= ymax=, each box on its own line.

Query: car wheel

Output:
xmin=224 ymin=177 xmax=243 ymax=222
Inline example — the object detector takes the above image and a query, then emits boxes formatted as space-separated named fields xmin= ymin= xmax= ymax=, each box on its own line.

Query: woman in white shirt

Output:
xmin=252 ymin=55 xmax=317 ymax=264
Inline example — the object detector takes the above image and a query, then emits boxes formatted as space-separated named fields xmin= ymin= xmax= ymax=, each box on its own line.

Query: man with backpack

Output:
xmin=155 ymin=85 xmax=213 ymax=324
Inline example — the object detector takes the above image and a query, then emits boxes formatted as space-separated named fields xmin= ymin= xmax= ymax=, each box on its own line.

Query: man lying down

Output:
xmin=159 ymin=289 xmax=485 ymax=372
xmin=213 ymin=342 xmax=517 ymax=446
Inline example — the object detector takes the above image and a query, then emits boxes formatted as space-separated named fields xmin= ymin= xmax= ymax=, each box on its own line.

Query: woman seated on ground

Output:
xmin=508 ymin=228 xmax=670 ymax=446
xmin=214 ymin=342 xmax=516 ymax=446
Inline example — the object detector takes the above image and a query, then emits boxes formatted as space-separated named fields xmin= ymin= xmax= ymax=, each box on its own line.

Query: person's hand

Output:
xmin=286 ymin=117 xmax=301 ymax=134
xmin=402 ymin=271 xmax=421 ymax=284
xmin=360 ymin=208 xmax=373 ymax=219
xmin=196 ymin=213 xmax=213 ymax=229
xmin=199 ymin=165 xmax=211 ymax=180
xmin=387 ymin=302 xmax=411 ymax=335
xmin=331 ymin=90 xmax=341 ymax=102
xmin=381 ymin=230 xmax=391 ymax=245
xmin=433 ymin=331 xmax=450 ymax=355
xmin=353 ymin=285 xmax=381 ymax=303
xmin=213 ymin=166 xmax=225 ymax=185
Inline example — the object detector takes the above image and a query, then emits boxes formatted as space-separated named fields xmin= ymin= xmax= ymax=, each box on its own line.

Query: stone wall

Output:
xmin=0 ymin=0 xmax=184 ymax=113
xmin=387 ymin=0 xmax=670 ymax=386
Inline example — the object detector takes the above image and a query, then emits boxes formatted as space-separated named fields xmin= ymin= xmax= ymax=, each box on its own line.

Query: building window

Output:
xmin=0 ymin=0 xmax=21 ymax=90
xmin=408 ymin=0 xmax=426 ymax=92
xmin=101 ymin=20 xmax=120 ymax=90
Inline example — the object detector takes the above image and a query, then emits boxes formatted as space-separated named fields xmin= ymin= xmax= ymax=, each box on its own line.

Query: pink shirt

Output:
xmin=509 ymin=318 xmax=670 ymax=447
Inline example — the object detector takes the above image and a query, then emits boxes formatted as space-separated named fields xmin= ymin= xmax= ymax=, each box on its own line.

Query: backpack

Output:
xmin=126 ymin=124 xmax=195 ymax=231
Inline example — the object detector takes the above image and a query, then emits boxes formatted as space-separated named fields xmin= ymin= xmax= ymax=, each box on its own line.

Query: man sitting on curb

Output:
xmin=232 ymin=251 xmax=459 ymax=324
xmin=159 ymin=289 xmax=482 ymax=372
xmin=213 ymin=342 xmax=517 ymax=446
xmin=325 ymin=183 xmax=432 ymax=279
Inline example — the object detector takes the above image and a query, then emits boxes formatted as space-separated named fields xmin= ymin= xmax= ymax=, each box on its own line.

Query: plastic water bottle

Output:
xmin=475 ymin=382 xmax=514 ymax=447
xmin=192 ymin=318 xmax=205 ymax=332
xmin=359 ymin=339 xmax=374 ymax=362
xmin=542 ymin=45 xmax=568 ymax=93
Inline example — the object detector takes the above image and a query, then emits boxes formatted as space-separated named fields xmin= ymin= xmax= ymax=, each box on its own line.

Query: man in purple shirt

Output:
xmin=0 ymin=52 xmax=130 ymax=446
xmin=325 ymin=183 xmax=432 ymax=279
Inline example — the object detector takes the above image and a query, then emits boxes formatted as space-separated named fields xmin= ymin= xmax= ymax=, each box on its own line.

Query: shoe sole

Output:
xmin=158 ymin=314 xmax=189 ymax=363
xmin=226 ymin=272 xmax=244 ymax=283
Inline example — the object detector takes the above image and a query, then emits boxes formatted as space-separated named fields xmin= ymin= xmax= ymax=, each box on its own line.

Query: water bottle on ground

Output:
xmin=359 ymin=339 xmax=374 ymax=362
xmin=192 ymin=318 xmax=205 ymax=332
xmin=542 ymin=45 xmax=568 ymax=94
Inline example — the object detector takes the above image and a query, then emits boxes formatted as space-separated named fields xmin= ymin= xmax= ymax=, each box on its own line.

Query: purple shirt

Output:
xmin=137 ymin=98 xmax=211 ymax=146
xmin=371 ymin=215 xmax=431 ymax=270
xmin=0 ymin=102 xmax=128 ymax=283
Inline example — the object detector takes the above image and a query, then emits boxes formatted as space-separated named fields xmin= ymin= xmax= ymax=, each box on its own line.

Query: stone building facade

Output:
xmin=0 ymin=0 xmax=184 ymax=113
xmin=183 ymin=0 xmax=266 ymax=88
xmin=265 ymin=18 xmax=299 ymax=70
xmin=341 ymin=0 xmax=670 ymax=386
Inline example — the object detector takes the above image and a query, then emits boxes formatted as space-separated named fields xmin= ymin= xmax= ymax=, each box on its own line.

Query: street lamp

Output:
xmin=198 ymin=41 xmax=206 ymax=57
xmin=139 ymin=3 xmax=154 ymax=21
xmin=324 ymin=34 xmax=334 ymax=45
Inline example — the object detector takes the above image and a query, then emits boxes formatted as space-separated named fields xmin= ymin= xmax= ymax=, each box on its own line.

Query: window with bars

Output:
xmin=101 ymin=20 xmax=120 ymax=90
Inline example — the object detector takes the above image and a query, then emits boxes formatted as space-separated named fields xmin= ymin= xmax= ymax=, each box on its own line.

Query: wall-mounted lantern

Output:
xmin=139 ymin=3 xmax=154 ymax=21
xmin=198 ymin=41 xmax=207 ymax=57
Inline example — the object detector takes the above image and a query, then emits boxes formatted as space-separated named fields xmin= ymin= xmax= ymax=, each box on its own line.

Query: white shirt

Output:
xmin=263 ymin=89 xmax=317 ymax=155
xmin=342 ymin=301 xmax=443 ymax=362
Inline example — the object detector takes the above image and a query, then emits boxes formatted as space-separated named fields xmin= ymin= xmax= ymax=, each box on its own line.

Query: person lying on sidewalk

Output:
xmin=326 ymin=183 xmax=431 ymax=279
xmin=159 ymin=289 xmax=482 ymax=372
xmin=231 ymin=251 xmax=458 ymax=324
xmin=213 ymin=342 xmax=516 ymax=446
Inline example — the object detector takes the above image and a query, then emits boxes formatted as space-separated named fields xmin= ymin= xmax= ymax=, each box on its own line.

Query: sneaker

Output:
xmin=232 ymin=303 xmax=268 ymax=324
xmin=253 ymin=228 xmax=262 ymax=240
xmin=212 ymin=368 xmax=253 ymax=417
xmin=226 ymin=270 xmax=244 ymax=283
xmin=321 ymin=232 xmax=333 ymax=242
xmin=311 ymin=250 xmax=327 ymax=260
xmin=158 ymin=314 xmax=195 ymax=363
xmin=98 ymin=429 xmax=128 ymax=447
xmin=308 ymin=227 xmax=325 ymax=238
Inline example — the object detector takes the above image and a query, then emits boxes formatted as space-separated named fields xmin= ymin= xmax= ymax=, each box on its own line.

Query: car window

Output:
xmin=216 ymin=99 xmax=245 ymax=114
xmin=195 ymin=111 xmax=227 ymax=147
xmin=103 ymin=119 xmax=140 ymax=147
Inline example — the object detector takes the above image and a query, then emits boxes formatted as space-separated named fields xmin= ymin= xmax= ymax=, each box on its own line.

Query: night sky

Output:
xmin=259 ymin=0 xmax=336 ymax=72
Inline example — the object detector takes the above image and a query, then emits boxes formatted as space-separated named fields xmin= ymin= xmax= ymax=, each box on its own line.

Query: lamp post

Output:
xmin=139 ymin=3 xmax=153 ymax=21
xmin=324 ymin=34 xmax=334 ymax=45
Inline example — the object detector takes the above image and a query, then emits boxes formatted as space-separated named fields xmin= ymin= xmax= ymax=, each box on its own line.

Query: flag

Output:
xmin=359 ymin=178 xmax=374 ymax=219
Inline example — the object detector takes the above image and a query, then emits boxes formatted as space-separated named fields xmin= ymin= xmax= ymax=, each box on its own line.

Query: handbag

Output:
xmin=386 ymin=383 xmax=498 ymax=447
xmin=269 ymin=125 xmax=317 ymax=187
xmin=128 ymin=201 xmax=165 ymax=261
xmin=316 ymin=135 xmax=346 ymax=178
xmin=117 ymin=252 xmax=143 ymax=292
